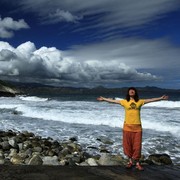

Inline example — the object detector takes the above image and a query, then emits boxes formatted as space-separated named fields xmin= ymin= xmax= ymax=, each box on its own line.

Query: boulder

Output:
xmin=148 ymin=154 xmax=172 ymax=165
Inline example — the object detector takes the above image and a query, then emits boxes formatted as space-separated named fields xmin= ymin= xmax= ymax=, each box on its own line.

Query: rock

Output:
xmin=96 ymin=136 xmax=114 ymax=145
xmin=10 ymin=154 xmax=24 ymax=165
xmin=69 ymin=136 xmax=78 ymax=142
xmin=0 ymin=129 xmax=175 ymax=168
xmin=98 ymin=153 xmax=124 ymax=166
xmin=0 ymin=151 xmax=5 ymax=165
xmin=33 ymin=146 xmax=43 ymax=153
xmin=60 ymin=148 xmax=71 ymax=157
xmin=12 ymin=110 xmax=22 ymax=115
xmin=28 ymin=154 xmax=43 ymax=165
xmin=69 ymin=155 xmax=81 ymax=164
xmin=67 ymin=143 xmax=82 ymax=153
xmin=87 ymin=146 xmax=99 ymax=150
xmin=86 ymin=158 xmax=98 ymax=166
xmin=8 ymin=137 xmax=18 ymax=149
xmin=9 ymin=149 xmax=18 ymax=158
xmin=0 ymin=157 xmax=5 ymax=165
xmin=1 ymin=141 xmax=11 ymax=150
xmin=148 ymin=154 xmax=172 ymax=165
xmin=99 ymin=145 xmax=110 ymax=153
xmin=22 ymin=131 xmax=35 ymax=138
xmin=59 ymin=159 xmax=67 ymax=166
xmin=79 ymin=161 xmax=89 ymax=166
xmin=43 ymin=156 xmax=59 ymax=165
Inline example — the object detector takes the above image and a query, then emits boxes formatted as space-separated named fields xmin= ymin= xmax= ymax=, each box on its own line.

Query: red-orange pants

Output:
xmin=123 ymin=130 xmax=142 ymax=160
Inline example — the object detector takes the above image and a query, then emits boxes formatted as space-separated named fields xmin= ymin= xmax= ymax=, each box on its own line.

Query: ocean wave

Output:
xmin=18 ymin=96 xmax=49 ymax=102
xmin=0 ymin=97 xmax=179 ymax=139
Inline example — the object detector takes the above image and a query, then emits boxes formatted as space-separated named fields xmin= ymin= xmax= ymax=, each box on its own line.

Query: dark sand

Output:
xmin=0 ymin=165 xmax=179 ymax=180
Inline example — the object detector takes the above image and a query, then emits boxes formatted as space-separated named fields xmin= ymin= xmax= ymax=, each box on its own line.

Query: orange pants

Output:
xmin=123 ymin=130 xmax=142 ymax=160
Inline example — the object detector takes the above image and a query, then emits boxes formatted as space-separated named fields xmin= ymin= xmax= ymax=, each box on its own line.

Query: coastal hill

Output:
xmin=12 ymin=81 xmax=180 ymax=96
xmin=0 ymin=80 xmax=20 ymax=97
xmin=1 ymin=80 xmax=180 ymax=98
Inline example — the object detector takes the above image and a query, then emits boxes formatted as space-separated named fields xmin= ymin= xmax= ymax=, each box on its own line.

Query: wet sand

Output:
xmin=0 ymin=165 xmax=179 ymax=180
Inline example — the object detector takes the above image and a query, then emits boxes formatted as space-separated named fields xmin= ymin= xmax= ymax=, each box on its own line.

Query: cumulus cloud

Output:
xmin=0 ymin=41 xmax=159 ymax=87
xmin=0 ymin=17 xmax=29 ymax=38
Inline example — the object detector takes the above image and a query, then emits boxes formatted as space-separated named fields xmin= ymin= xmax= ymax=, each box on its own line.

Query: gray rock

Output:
xmin=148 ymin=154 xmax=172 ymax=165
xmin=86 ymin=158 xmax=98 ymax=166
xmin=8 ymin=137 xmax=18 ymax=148
xmin=97 ymin=136 xmax=114 ymax=145
xmin=33 ymin=146 xmax=43 ymax=153
xmin=10 ymin=154 xmax=24 ymax=165
xmin=98 ymin=153 xmax=124 ymax=166
xmin=28 ymin=154 xmax=43 ymax=165
xmin=43 ymin=156 xmax=59 ymax=165
xmin=0 ymin=157 xmax=5 ymax=165
xmin=1 ymin=141 xmax=11 ymax=150
xmin=79 ymin=161 xmax=89 ymax=166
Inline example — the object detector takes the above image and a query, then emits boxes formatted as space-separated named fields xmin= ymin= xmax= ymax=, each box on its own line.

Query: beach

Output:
xmin=0 ymin=129 xmax=179 ymax=180
xmin=0 ymin=93 xmax=180 ymax=179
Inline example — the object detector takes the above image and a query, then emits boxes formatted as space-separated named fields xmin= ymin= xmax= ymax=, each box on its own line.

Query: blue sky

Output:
xmin=0 ymin=0 xmax=180 ymax=89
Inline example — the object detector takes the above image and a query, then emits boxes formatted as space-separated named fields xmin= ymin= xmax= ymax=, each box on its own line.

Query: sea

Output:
xmin=0 ymin=92 xmax=179 ymax=165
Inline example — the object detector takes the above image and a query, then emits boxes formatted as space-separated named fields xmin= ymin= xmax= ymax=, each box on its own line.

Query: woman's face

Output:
xmin=129 ymin=89 xmax=136 ymax=97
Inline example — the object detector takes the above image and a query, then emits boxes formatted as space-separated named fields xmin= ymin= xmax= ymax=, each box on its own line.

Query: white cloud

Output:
xmin=0 ymin=40 xmax=159 ymax=86
xmin=43 ymin=9 xmax=82 ymax=24
xmin=66 ymin=37 xmax=180 ymax=70
xmin=8 ymin=0 xmax=180 ymax=30
xmin=0 ymin=17 xmax=29 ymax=38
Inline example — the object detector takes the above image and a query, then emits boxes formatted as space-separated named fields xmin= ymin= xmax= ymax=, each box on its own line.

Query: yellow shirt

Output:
xmin=120 ymin=99 xmax=144 ymax=131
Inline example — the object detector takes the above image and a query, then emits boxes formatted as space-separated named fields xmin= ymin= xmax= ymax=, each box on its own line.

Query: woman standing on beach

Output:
xmin=97 ymin=87 xmax=168 ymax=170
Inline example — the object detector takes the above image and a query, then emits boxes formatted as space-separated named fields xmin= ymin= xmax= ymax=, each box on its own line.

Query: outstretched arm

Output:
xmin=97 ymin=96 xmax=120 ymax=104
xmin=144 ymin=95 xmax=168 ymax=104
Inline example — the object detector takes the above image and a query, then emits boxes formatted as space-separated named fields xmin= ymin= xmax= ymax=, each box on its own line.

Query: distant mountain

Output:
xmin=7 ymin=81 xmax=180 ymax=98
xmin=0 ymin=80 xmax=20 ymax=97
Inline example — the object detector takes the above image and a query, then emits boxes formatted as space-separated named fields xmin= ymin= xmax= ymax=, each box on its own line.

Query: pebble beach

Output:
xmin=0 ymin=130 xmax=180 ymax=180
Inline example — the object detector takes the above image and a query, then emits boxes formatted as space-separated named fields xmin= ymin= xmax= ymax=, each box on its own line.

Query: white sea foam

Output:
xmin=18 ymin=96 xmax=48 ymax=102
xmin=0 ymin=97 xmax=179 ymax=138
xmin=0 ymin=96 xmax=179 ymax=164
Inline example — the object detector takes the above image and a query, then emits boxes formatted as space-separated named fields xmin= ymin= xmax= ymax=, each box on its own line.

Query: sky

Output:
xmin=0 ymin=0 xmax=180 ymax=89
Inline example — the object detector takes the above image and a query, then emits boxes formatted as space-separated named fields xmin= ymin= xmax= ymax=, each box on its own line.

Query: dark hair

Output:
xmin=126 ymin=87 xmax=139 ymax=102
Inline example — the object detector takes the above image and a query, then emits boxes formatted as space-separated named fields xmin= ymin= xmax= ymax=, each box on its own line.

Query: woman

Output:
xmin=97 ymin=87 xmax=168 ymax=170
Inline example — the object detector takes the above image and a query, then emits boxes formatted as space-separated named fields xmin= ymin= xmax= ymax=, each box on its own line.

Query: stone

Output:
xmin=33 ymin=146 xmax=43 ymax=153
xmin=148 ymin=154 xmax=172 ymax=165
xmin=59 ymin=159 xmax=67 ymax=166
xmin=10 ymin=155 xmax=24 ymax=165
xmin=98 ymin=153 xmax=124 ymax=166
xmin=0 ymin=157 xmax=5 ymax=165
xmin=43 ymin=156 xmax=59 ymax=165
xmin=1 ymin=141 xmax=11 ymax=150
xmin=86 ymin=158 xmax=98 ymax=166
xmin=28 ymin=154 xmax=43 ymax=165
xmin=9 ymin=149 xmax=17 ymax=157
xmin=69 ymin=136 xmax=78 ymax=142
xmin=96 ymin=136 xmax=114 ymax=145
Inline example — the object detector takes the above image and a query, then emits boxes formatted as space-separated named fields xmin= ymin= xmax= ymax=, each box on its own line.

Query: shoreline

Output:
xmin=0 ymin=130 xmax=179 ymax=179
xmin=0 ymin=130 xmax=174 ymax=166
